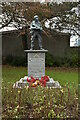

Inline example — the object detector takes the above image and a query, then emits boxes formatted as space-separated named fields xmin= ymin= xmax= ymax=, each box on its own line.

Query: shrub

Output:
xmin=3 ymin=52 xmax=79 ymax=67
xmin=71 ymin=54 xmax=78 ymax=67
xmin=45 ymin=53 xmax=54 ymax=67
xmin=5 ymin=55 xmax=13 ymax=64
xmin=45 ymin=53 xmax=79 ymax=67
xmin=5 ymin=55 xmax=26 ymax=66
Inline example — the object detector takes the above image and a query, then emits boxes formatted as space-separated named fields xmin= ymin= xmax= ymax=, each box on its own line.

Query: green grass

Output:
xmin=2 ymin=66 xmax=79 ymax=119
xmin=2 ymin=66 xmax=78 ymax=88
xmin=2 ymin=66 xmax=27 ymax=86
xmin=46 ymin=68 xmax=78 ymax=88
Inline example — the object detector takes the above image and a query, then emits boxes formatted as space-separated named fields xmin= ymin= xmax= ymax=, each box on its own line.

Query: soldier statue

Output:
xmin=30 ymin=15 xmax=44 ymax=50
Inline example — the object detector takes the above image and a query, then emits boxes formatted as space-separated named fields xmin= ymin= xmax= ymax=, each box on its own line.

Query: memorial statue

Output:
xmin=30 ymin=15 xmax=44 ymax=50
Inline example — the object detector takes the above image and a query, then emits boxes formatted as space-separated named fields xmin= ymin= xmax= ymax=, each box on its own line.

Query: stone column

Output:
xmin=24 ymin=50 xmax=48 ymax=79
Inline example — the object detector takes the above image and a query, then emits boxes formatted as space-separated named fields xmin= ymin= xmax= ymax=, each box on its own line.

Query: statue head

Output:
xmin=34 ymin=15 xmax=39 ymax=22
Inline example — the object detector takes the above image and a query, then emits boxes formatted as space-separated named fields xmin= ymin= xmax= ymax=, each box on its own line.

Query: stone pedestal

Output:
xmin=24 ymin=50 xmax=48 ymax=78
xmin=13 ymin=50 xmax=61 ymax=88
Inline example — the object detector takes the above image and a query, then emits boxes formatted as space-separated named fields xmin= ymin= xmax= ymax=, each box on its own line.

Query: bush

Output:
xmin=4 ymin=55 xmax=26 ymax=66
xmin=71 ymin=54 xmax=78 ymax=67
xmin=45 ymin=53 xmax=79 ymax=67
xmin=5 ymin=55 xmax=13 ymax=63
xmin=3 ymin=52 xmax=79 ymax=67
xmin=45 ymin=53 xmax=54 ymax=67
xmin=11 ymin=57 xmax=26 ymax=66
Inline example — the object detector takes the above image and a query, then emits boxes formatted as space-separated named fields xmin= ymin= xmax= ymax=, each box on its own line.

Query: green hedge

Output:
xmin=3 ymin=55 xmax=26 ymax=66
xmin=45 ymin=53 xmax=79 ymax=67
xmin=2 ymin=53 xmax=79 ymax=67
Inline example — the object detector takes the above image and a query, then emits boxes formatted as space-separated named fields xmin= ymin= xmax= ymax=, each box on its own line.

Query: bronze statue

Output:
xmin=30 ymin=15 xmax=44 ymax=50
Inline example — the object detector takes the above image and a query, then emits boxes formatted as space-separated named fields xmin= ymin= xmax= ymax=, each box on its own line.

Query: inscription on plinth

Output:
xmin=28 ymin=53 xmax=45 ymax=78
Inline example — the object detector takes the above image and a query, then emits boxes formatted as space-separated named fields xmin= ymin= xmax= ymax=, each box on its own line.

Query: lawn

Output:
xmin=2 ymin=65 xmax=78 ymax=88
xmin=2 ymin=66 xmax=79 ymax=119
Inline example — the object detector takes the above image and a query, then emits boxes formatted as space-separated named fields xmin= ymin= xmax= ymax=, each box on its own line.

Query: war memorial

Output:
xmin=13 ymin=15 xmax=61 ymax=88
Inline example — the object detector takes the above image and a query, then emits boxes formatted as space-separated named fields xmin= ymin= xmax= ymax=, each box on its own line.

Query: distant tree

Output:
xmin=0 ymin=2 xmax=53 ymax=30
xmin=1 ymin=2 xmax=80 ymax=46
xmin=1 ymin=2 xmax=28 ymax=29
xmin=47 ymin=2 xmax=80 ymax=37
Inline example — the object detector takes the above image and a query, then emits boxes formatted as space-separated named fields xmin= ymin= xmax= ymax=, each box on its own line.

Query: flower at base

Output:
xmin=36 ymin=80 xmax=40 ymax=85
xmin=32 ymin=83 xmax=37 ymax=87
xmin=60 ymin=89 xmax=64 ymax=93
xmin=18 ymin=90 xmax=20 ymax=94
xmin=25 ymin=85 xmax=29 ymax=90
xmin=27 ymin=78 xmax=31 ymax=82
xmin=16 ymin=105 xmax=19 ymax=109
xmin=43 ymin=76 xmax=49 ymax=82
xmin=16 ymin=116 xmax=18 ymax=118
xmin=27 ymin=76 xmax=49 ymax=87
xmin=31 ymin=76 xmax=36 ymax=83
xmin=40 ymin=76 xmax=49 ymax=87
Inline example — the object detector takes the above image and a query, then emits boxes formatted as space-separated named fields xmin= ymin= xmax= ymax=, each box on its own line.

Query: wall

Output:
xmin=2 ymin=30 xmax=25 ymax=57
xmin=2 ymin=30 xmax=78 ymax=59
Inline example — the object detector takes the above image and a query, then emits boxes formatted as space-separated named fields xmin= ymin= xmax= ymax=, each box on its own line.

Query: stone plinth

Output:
xmin=24 ymin=50 xmax=48 ymax=78
xmin=13 ymin=50 xmax=61 ymax=89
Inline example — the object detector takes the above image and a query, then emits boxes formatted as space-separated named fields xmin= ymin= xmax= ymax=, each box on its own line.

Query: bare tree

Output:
xmin=47 ymin=3 xmax=80 ymax=37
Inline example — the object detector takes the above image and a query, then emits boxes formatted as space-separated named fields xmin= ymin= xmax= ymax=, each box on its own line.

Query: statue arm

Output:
xmin=35 ymin=22 xmax=42 ymax=31
xmin=39 ymin=22 xmax=43 ymax=31
xmin=30 ymin=21 xmax=43 ymax=31
xmin=30 ymin=21 xmax=36 ymax=30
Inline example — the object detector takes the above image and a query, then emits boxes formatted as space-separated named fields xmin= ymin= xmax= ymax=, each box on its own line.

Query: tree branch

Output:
xmin=0 ymin=16 xmax=13 ymax=29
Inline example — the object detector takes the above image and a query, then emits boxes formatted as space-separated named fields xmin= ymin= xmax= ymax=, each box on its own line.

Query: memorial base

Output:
xmin=13 ymin=76 xmax=61 ymax=88
xmin=13 ymin=50 xmax=61 ymax=88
